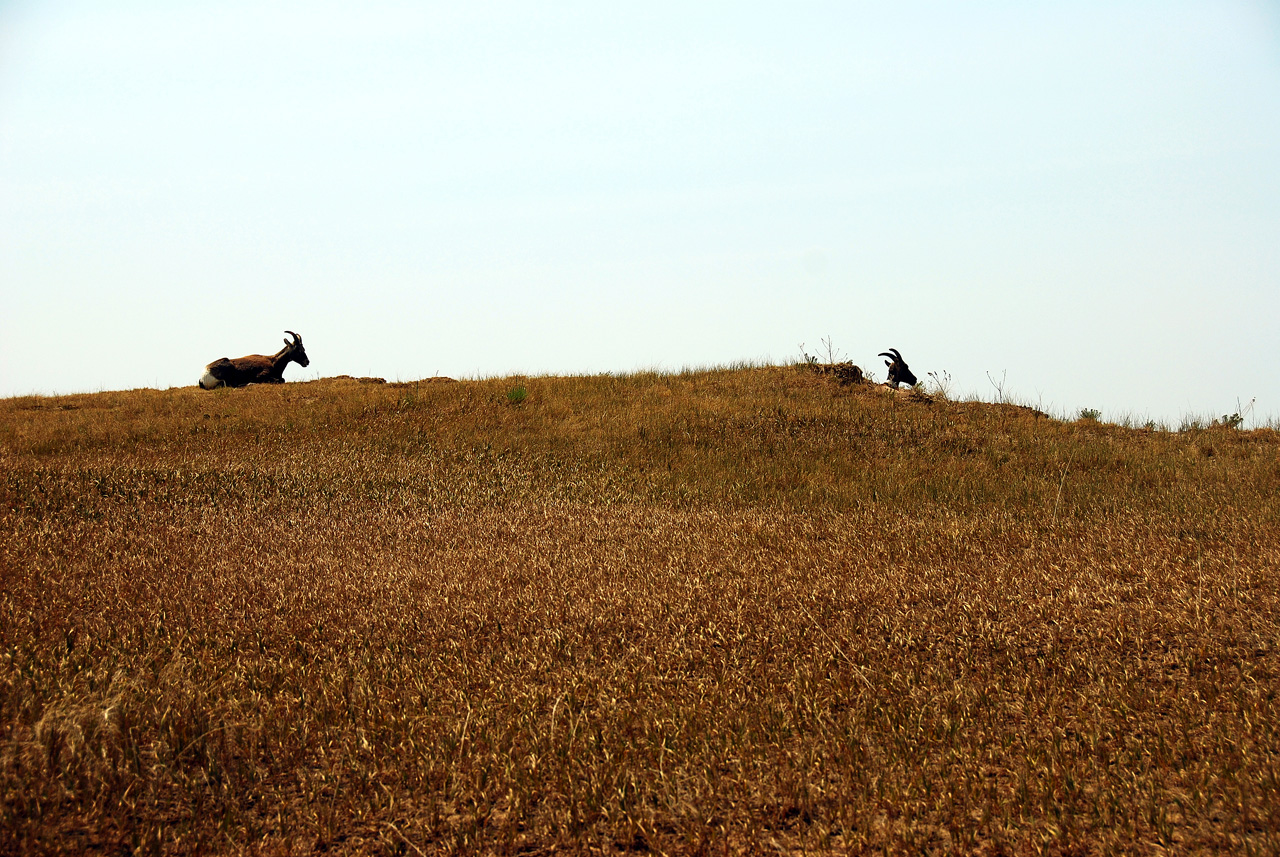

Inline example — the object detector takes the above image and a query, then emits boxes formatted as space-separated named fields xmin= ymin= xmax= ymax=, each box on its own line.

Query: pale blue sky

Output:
xmin=2 ymin=2 xmax=1278 ymax=423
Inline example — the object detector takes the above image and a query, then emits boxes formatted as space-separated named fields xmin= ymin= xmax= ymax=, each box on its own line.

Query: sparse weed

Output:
xmin=926 ymin=369 xmax=954 ymax=400
xmin=987 ymin=369 xmax=1008 ymax=403
xmin=818 ymin=335 xmax=843 ymax=364
xmin=797 ymin=336 xmax=845 ymax=368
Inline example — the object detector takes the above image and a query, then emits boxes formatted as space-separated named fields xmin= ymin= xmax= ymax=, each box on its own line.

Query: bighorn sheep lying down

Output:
xmin=199 ymin=331 xmax=310 ymax=389
xmin=878 ymin=348 xmax=917 ymax=389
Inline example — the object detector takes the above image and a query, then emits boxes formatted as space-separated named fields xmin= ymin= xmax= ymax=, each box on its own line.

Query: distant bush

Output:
xmin=1078 ymin=407 xmax=1101 ymax=422
xmin=1213 ymin=398 xmax=1254 ymax=430
xmin=507 ymin=386 xmax=528 ymax=405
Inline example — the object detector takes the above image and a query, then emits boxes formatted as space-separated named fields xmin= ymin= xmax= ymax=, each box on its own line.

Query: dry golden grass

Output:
xmin=2 ymin=368 xmax=1278 ymax=855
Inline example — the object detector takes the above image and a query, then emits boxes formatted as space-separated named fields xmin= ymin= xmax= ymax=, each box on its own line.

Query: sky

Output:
xmin=2 ymin=1 xmax=1278 ymax=424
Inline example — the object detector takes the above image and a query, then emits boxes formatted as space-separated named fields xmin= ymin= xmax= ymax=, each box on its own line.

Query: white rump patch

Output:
xmin=199 ymin=371 xmax=221 ymax=390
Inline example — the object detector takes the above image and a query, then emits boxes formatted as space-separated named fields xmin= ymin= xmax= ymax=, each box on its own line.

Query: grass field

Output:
xmin=2 ymin=367 xmax=1278 ymax=855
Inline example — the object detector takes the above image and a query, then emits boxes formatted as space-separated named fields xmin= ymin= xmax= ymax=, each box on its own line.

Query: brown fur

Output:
xmin=200 ymin=331 xmax=310 ymax=389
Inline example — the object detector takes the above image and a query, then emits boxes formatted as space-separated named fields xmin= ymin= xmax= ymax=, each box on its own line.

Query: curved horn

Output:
xmin=878 ymin=351 xmax=895 ymax=360
xmin=285 ymin=330 xmax=300 ymax=342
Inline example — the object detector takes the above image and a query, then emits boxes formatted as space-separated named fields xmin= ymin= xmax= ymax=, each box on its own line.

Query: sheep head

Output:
xmin=284 ymin=331 xmax=310 ymax=367
xmin=878 ymin=348 xmax=917 ymax=388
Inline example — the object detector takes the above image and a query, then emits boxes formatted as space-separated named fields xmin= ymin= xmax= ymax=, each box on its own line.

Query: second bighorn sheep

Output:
xmin=878 ymin=348 xmax=917 ymax=389
xmin=199 ymin=331 xmax=310 ymax=389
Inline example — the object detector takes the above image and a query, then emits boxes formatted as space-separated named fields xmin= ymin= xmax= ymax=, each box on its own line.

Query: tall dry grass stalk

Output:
xmin=2 ymin=368 xmax=1278 ymax=854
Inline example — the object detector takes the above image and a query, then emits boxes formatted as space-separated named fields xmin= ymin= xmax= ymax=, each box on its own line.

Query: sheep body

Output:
xmin=199 ymin=331 xmax=309 ymax=389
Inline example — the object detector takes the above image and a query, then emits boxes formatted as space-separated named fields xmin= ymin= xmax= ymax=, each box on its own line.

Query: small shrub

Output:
xmin=507 ymin=386 xmax=528 ymax=405
xmin=1078 ymin=407 xmax=1101 ymax=422
xmin=1204 ymin=399 xmax=1253 ymax=431
xmin=1215 ymin=412 xmax=1244 ymax=429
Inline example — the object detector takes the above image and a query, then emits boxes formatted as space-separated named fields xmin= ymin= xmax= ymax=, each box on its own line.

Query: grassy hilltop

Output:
xmin=2 ymin=367 xmax=1278 ymax=854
